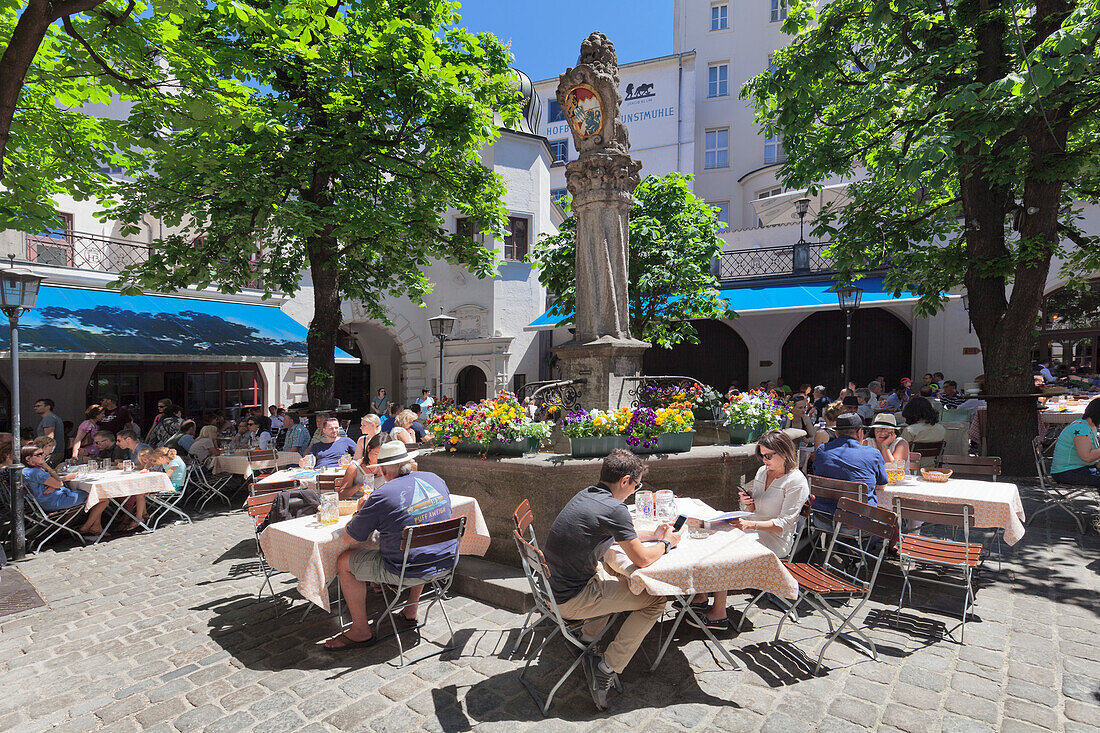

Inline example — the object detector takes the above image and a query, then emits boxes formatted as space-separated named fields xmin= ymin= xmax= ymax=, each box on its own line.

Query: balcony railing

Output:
xmin=23 ymin=230 xmax=262 ymax=289
xmin=716 ymin=242 xmax=834 ymax=282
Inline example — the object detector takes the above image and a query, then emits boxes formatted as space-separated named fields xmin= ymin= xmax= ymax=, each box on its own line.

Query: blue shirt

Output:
xmin=307 ymin=437 xmax=356 ymax=468
xmin=346 ymin=471 xmax=454 ymax=576
xmin=284 ymin=423 xmax=310 ymax=454
xmin=813 ymin=436 xmax=888 ymax=512
xmin=166 ymin=456 xmax=187 ymax=489
xmin=23 ymin=467 xmax=87 ymax=512
xmin=381 ymin=416 xmax=396 ymax=433
xmin=177 ymin=434 xmax=195 ymax=453
xmin=884 ymin=393 xmax=905 ymax=412
xmin=128 ymin=442 xmax=153 ymax=463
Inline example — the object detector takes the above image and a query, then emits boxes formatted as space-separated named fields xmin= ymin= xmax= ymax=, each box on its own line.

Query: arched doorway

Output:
xmin=642 ymin=320 xmax=750 ymax=392
xmin=782 ymin=308 xmax=911 ymax=391
xmin=456 ymin=365 xmax=487 ymax=404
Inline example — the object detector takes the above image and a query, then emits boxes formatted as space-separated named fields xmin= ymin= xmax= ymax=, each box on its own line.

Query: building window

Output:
xmin=770 ymin=0 xmax=788 ymax=22
xmin=455 ymin=217 xmax=477 ymax=241
xmin=710 ymin=3 xmax=728 ymax=30
xmin=513 ymin=373 xmax=527 ymax=396
xmin=26 ymin=212 xmax=75 ymax=266
xmin=504 ymin=216 xmax=529 ymax=261
xmin=710 ymin=201 xmax=730 ymax=229
xmin=707 ymin=63 xmax=729 ymax=98
xmin=550 ymin=188 xmax=569 ymax=205
xmin=549 ymin=139 xmax=569 ymax=164
xmin=548 ymin=100 xmax=565 ymax=123
xmin=764 ymin=133 xmax=786 ymax=164
xmin=756 ymin=187 xmax=784 ymax=226
xmin=704 ymin=128 xmax=729 ymax=169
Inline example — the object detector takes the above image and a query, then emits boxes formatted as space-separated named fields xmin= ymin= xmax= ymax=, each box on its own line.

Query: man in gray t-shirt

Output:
xmin=542 ymin=450 xmax=681 ymax=712
xmin=33 ymin=398 xmax=65 ymax=466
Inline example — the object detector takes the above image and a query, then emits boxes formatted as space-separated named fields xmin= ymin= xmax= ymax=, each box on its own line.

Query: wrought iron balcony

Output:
xmin=715 ymin=241 xmax=834 ymax=283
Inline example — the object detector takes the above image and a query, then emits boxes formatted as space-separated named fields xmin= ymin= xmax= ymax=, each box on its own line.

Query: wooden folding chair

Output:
xmin=316 ymin=474 xmax=340 ymax=495
xmin=776 ymin=497 xmax=898 ymax=674
xmin=513 ymin=530 xmax=621 ymax=715
xmin=250 ymin=478 xmax=299 ymax=497
xmin=738 ymin=496 xmax=813 ymax=631
xmin=510 ymin=499 xmax=545 ymax=654
xmin=807 ymin=476 xmax=867 ymax=562
xmin=893 ymin=497 xmax=983 ymax=642
xmin=911 ymin=440 xmax=946 ymax=467
xmin=245 ymin=490 xmax=281 ymax=601
xmin=940 ymin=455 xmax=1002 ymax=480
xmin=246 ymin=449 xmax=279 ymax=479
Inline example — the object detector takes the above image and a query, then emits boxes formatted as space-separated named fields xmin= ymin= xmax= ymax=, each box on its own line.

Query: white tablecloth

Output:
xmin=67 ymin=470 xmax=174 ymax=511
xmin=881 ymin=477 xmax=1026 ymax=545
xmin=1040 ymin=404 xmax=1088 ymax=426
xmin=258 ymin=494 xmax=491 ymax=611
xmin=212 ymin=451 xmax=301 ymax=477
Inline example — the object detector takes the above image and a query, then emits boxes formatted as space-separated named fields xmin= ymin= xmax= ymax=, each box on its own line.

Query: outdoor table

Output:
xmin=255 ymin=467 xmax=347 ymax=491
xmin=880 ymin=476 xmax=1026 ymax=545
xmin=212 ymin=450 xmax=301 ymax=477
xmin=257 ymin=494 xmax=491 ymax=611
xmin=66 ymin=469 xmax=174 ymax=543
xmin=602 ymin=500 xmax=798 ymax=671
xmin=1040 ymin=403 xmax=1087 ymax=426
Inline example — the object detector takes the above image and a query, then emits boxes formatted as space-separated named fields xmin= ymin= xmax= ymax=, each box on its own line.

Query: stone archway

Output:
xmin=456 ymin=365 xmax=487 ymax=404
xmin=781 ymin=307 xmax=912 ymax=391
xmin=341 ymin=303 xmax=428 ymax=406
xmin=642 ymin=320 xmax=750 ymax=391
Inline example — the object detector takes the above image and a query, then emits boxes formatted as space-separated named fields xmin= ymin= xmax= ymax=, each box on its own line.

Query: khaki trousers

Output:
xmin=556 ymin=565 xmax=667 ymax=673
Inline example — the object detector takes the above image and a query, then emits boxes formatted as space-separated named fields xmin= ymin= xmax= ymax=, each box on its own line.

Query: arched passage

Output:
xmin=456 ymin=365 xmax=487 ymax=404
xmin=642 ymin=320 xmax=750 ymax=392
xmin=340 ymin=322 xmax=403 ymax=408
xmin=782 ymin=308 xmax=911 ymax=391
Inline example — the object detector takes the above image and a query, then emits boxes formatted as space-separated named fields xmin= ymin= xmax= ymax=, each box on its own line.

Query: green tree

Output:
xmin=0 ymin=0 xmax=238 ymax=233
xmin=744 ymin=0 xmax=1100 ymax=472
xmin=106 ymin=0 xmax=521 ymax=409
xmin=529 ymin=172 xmax=732 ymax=349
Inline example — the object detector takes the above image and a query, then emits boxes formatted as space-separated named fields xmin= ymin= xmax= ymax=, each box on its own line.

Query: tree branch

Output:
xmin=62 ymin=15 xmax=156 ymax=88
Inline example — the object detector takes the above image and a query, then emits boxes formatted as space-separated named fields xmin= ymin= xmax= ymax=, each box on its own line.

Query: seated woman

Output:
xmin=865 ymin=413 xmax=910 ymax=465
xmin=688 ymin=430 xmax=809 ymax=630
xmin=188 ymin=425 xmax=222 ymax=466
xmin=229 ymin=422 xmax=251 ymax=450
xmin=901 ymin=396 xmax=946 ymax=466
xmin=21 ymin=444 xmax=110 ymax=538
xmin=783 ymin=395 xmax=816 ymax=446
xmin=71 ymin=404 xmax=103 ymax=461
xmin=813 ymin=401 xmax=843 ymax=451
xmin=154 ymin=447 xmax=188 ymax=490
xmin=338 ymin=433 xmax=384 ymax=500
xmin=1051 ymin=397 xmax=1100 ymax=486
xmin=390 ymin=410 xmax=417 ymax=444
xmin=353 ymin=414 xmax=381 ymax=462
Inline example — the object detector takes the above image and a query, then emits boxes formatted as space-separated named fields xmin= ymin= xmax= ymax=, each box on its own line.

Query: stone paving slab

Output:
xmin=1 ymin=484 xmax=1097 ymax=731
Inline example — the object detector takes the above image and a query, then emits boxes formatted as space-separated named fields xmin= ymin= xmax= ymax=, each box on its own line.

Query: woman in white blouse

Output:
xmin=688 ymin=430 xmax=810 ymax=631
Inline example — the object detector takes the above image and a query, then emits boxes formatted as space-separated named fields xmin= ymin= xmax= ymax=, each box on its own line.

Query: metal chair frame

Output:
xmin=938 ymin=454 xmax=1005 ymax=566
xmin=147 ymin=467 xmax=193 ymax=529
xmin=188 ymin=463 xmax=233 ymax=510
xmin=370 ymin=516 xmax=467 ymax=668
xmin=513 ymin=529 xmax=621 ymax=716
xmin=893 ymin=497 xmax=981 ymax=642
xmin=245 ymin=480 xmax=300 ymax=603
xmin=1028 ymin=436 xmax=1091 ymax=534
xmin=775 ymin=497 xmax=898 ymax=675
xmin=246 ymin=449 xmax=280 ymax=480
xmin=509 ymin=499 xmax=549 ymax=655
xmin=23 ymin=493 xmax=87 ymax=554
xmin=738 ymin=496 xmax=813 ymax=631
xmin=806 ymin=476 xmax=868 ymax=566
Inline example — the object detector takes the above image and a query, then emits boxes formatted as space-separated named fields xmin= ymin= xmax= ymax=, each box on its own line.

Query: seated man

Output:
xmin=302 ymin=417 xmax=356 ymax=468
xmin=812 ymin=413 xmax=888 ymax=520
xmin=116 ymin=430 xmax=152 ymax=464
xmin=325 ymin=442 xmax=452 ymax=650
xmin=381 ymin=403 xmax=401 ymax=434
xmin=407 ymin=404 xmax=428 ymax=444
xmin=91 ymin=431 xmax=128 ymax=462
xmin=543 ymin=449 xmax=679 ymax=711
xmin=282 ymin=411 xmax=311 ymax=455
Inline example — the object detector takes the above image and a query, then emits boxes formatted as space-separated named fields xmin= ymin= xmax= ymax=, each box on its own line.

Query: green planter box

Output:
xmin=693 ymin=407 xmax=717 ymax=423
xmin=632 ymin=431 xmax=695 ymax=454
xmin=449 ymin=437 xmax=540 ymax=456
xmin=727 ymin=425 xmax=763 ymax=445
xmin=569 ymin=435 xmax=628 ymax=458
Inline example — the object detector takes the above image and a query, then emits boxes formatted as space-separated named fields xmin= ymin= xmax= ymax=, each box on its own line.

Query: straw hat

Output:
xmin=870 ymin=413 xmax=906 ymax=430
xmin=374 ymin=440 xmax=419 ymax=466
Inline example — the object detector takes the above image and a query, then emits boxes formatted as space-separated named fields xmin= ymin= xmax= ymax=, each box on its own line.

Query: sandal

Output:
xmin=323 ymin=631 xmax=379 ymax=651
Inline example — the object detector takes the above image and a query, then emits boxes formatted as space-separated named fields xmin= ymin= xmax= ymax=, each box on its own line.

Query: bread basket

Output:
xmin=920 ymin=468 xmax=953 ymax=483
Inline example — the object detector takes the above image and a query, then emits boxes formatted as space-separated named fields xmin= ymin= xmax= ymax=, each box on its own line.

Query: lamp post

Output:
xmin=427 ymin=308 xmax=456 ymax=402
xmin=793 ymin=196 xmax=811 ymax=274
xmin=832 ymin=283 xmax=863 ymax=390
xmin=961 ymin=291 xmax=972 ymax=333
xmin=2 ymin=255 xmax=44 ymax=560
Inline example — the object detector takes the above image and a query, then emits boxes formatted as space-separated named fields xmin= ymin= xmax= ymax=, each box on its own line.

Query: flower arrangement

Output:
xmin=721 ymin=390 xmax=791 ymax=432
xmin=561 ymin=405 xmax=694 ymax=448
xmin=639 ymin=382 xmax=723 ymax=417
xmin=427 ymin=391 xmax=551 ymax=451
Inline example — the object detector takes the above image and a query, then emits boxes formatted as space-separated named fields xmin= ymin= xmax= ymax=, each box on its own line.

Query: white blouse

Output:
xmin=747 ymin=466 xmax=810 ymax=559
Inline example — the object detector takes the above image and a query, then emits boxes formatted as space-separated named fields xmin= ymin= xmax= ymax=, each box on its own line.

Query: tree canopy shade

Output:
xmin=0 ymin=0 xmax=243 ymax=234
xmin=743 ymin=0 xmax=1100 ymax=472
xmin=529 ymin=173 xmax=732 ymax=349
xmin=106 ymin=0 xmax=522 ymax=408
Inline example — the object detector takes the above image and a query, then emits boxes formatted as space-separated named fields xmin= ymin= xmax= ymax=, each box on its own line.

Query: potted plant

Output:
xmin=427 ymin=392 xmax=551 ymax=456
xmin=721 ymin=391 xmax=790 ymax=444
xmin=561 ymin=408 xmax=632 ymax=458
xmin=561 ymin=405 xmax=696 ymax=457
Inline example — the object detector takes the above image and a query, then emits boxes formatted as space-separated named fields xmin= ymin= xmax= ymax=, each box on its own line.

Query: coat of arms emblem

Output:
xmin=563 ymin=84 xmax=604 ymax=139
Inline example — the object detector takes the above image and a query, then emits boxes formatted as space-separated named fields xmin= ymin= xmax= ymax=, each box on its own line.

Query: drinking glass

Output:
xmin=339 ymin=453 xmax=351 ymax=468
xmin=635 ymin=490 xmax=654 ymax=520
xmin=655 ymin=490 xmax=676 ymax=524
xmin=319 ymin=492 xmax=339 ymax=525
xmin=122 ymin=460 xmax=134 ymax=472
xmin=302 ymin=454 xmax=316 ymax=469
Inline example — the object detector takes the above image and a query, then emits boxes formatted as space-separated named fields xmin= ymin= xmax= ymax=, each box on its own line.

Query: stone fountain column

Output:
xmin=553 ymin=32 xmax=649 ymax=411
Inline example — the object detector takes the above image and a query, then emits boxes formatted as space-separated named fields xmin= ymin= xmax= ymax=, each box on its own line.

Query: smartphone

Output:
xmin=672 ymin=514 xmax=688 ymax=532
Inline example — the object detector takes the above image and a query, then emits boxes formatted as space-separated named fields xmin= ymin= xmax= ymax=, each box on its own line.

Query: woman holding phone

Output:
xmin=687 ymin=430 xmax=809 ymax=631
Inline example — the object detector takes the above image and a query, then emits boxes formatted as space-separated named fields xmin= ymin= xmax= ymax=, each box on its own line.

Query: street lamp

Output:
xmin=793 ymin=196 xmax=811 ymax=274
xmin=831 ymin=282 xmax=863 ymax=390
xmin=427 ymin=308 xmax=456 ymax=401
xmin=961 ymin=291 xmax=972 ymax=333
xmin=2 ymin=255 xmax=44 ymax=560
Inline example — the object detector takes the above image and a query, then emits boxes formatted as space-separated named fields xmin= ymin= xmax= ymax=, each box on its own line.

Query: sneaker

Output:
xmin=686 ymin=614 xmax=732 ymax=632
xmin=581 ymin=650 xmax=615 ymax=711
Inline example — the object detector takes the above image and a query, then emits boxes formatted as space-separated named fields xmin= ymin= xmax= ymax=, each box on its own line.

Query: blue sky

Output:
xmin=455 ymin=1 xmax=675 ymax=82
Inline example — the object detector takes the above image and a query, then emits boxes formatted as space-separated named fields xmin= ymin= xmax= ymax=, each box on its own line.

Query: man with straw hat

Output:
xmin=324 ymin=441 xmax=454 ymax=650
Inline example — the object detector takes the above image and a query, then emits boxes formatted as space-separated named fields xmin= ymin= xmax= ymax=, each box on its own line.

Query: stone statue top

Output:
xmin=556 ymin=31 xmax=631 ymax=157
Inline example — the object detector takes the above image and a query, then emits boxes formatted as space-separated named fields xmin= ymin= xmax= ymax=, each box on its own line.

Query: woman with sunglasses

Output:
xmin=21 ymin=444 xmax=110 ymax=539
xmin=687 ymin=429 xmax=809 ymax=631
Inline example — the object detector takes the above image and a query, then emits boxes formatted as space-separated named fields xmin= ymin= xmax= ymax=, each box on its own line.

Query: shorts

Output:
xmin=347 ymin=549 xmax=448 ymax=586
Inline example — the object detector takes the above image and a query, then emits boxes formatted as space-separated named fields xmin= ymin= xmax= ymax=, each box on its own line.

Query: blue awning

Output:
xmin=525 ymin=277 xmax=934 ymax=331
xmin=0 ymin=285 xmax=356 ymax=363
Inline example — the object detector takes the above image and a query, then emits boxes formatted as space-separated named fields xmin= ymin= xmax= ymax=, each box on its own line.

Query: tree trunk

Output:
xmin=306 ymin=238 xmax=340 ymax=411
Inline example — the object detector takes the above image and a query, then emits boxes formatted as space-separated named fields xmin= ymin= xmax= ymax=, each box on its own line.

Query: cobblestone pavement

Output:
xmin=1 ymin=483 xmax=1098 ymax=732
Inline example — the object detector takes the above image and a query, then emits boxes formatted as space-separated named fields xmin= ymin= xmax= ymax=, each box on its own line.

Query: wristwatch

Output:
xmin=660 ymin=539 xmax=671 ymax=554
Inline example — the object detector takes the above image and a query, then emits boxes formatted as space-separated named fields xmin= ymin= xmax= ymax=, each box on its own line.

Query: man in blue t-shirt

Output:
xmin=301 ymin=418 xmax=355 ymax=468
xmin=324 ymin=442 xmax=453 ymax=650
xmin=813 ymin=413 xmax=888 ymax=517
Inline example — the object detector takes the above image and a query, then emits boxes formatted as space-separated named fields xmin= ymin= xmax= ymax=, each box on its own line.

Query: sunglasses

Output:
xmin=759 ymin=450 xmax=778 ymax=461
